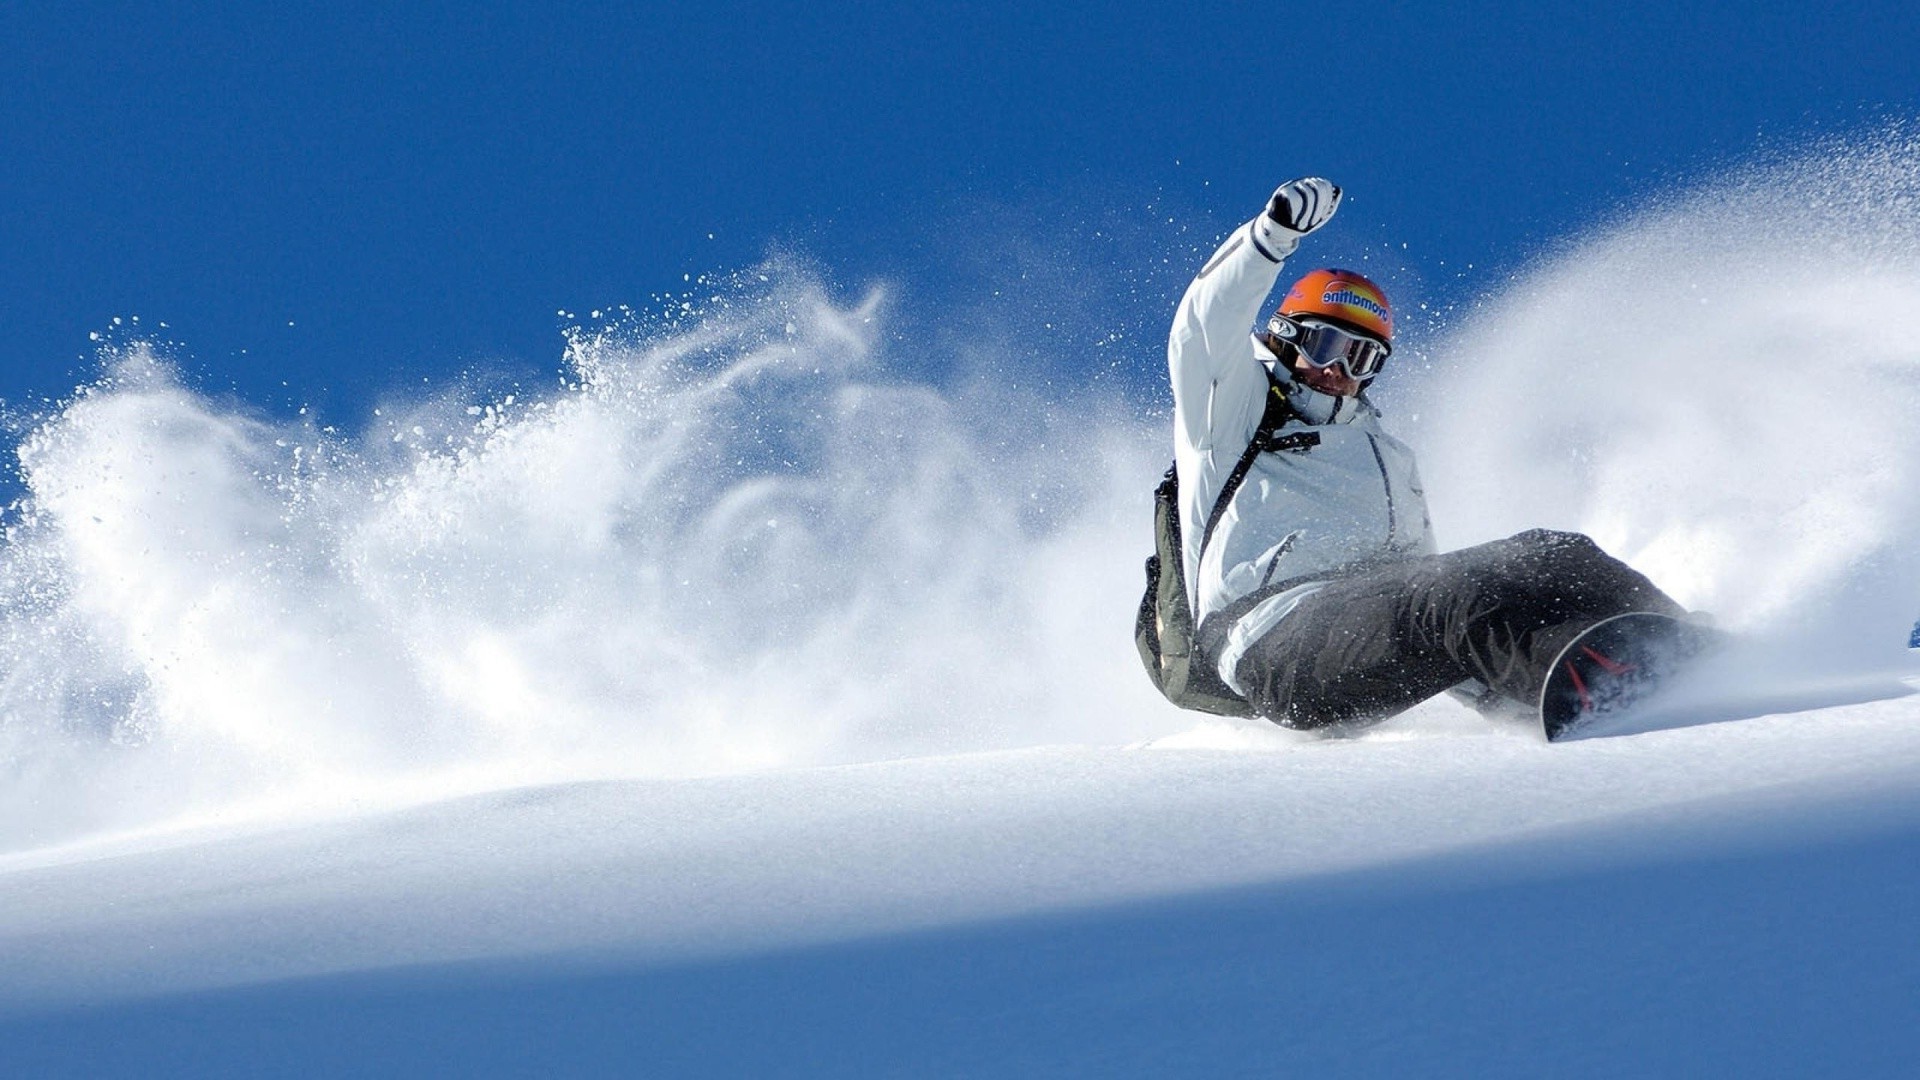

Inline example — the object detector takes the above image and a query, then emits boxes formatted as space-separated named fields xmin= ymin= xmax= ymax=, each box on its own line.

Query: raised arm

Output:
xmin=1167 ymin=178 xmax=1342 ymax=453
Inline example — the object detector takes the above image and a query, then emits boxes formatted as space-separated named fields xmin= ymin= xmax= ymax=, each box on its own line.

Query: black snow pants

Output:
xmin=1234 ymin=529 xmax=1685 ymax=730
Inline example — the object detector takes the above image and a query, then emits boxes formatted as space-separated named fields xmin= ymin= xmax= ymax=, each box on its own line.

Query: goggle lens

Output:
xmin=1267 ymin=315 xmax=1390 ymax=379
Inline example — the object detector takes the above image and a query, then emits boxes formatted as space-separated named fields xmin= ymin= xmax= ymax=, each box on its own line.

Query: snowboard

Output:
xmin=1539 ymin=612 xmax=1720 ymax=741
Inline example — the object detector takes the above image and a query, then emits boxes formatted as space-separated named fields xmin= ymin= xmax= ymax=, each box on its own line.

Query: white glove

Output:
xmin=1255 ymin=177 xmax=1342 ymax=259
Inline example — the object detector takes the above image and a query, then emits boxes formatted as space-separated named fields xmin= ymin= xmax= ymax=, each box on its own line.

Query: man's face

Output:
xmin=1262 ymin=332 xmax=1367 ymax=397
xmin=1263 ymin=317 xmax=1387 ymax=399
xmin=1287 ymin=350 xmax=1364 ymax=397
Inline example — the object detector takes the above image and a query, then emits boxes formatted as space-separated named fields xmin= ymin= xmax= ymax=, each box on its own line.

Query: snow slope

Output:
xmin=4 ymin=134 xmax=1920 ymax=1075
xmin=3 ymin=680 xmax=1920 ymax=1076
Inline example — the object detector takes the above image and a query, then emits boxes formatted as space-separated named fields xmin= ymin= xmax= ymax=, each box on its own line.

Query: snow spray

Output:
xmin=0 ymin=268 xmax=1169 ymax=847
xmin=5 ymin=129 xmax=1920 ymax=848
xmin=1409 ymin=126 xmax=1920 ymax=673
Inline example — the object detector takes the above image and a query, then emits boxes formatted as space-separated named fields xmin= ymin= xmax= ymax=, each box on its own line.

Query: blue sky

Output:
xmin=4 ymin=1 xmax=1918 ymax=430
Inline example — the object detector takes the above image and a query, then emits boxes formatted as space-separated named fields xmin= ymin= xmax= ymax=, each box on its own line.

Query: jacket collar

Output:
xmin=1283 ymin=378 xmax=1372 ymax=425
xmin=1254 ymin=335 xmax=1372 ymax=426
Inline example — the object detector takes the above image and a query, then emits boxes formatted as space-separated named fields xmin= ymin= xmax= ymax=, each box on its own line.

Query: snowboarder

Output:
xmin=1164 ymin=177 xmax=1690 ymax=732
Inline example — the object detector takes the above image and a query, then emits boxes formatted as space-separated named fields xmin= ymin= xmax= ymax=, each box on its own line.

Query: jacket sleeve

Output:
xmin=1167 ymin=215 xmax=1295 ymax=456
xmin=1167 ymin=214 xmax=1299 ymax=613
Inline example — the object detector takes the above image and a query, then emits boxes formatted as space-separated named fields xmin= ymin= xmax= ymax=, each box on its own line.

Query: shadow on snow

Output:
xmin=6 ymin=790 xmax=1920 ymax=1078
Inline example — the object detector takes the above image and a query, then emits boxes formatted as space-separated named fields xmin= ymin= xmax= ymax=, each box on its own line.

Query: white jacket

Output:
xmin=1168 ymin=215 xmax=1435 ymax=692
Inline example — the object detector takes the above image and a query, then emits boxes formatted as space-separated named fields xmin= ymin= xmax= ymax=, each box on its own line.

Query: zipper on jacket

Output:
xmin=1257 ymin=531 xmax=1302 ymax=589
xmin=1364 ymin=433 xmax=1397 ymax=548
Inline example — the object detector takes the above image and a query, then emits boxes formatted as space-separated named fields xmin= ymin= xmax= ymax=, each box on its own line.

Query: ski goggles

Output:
xmin=1266 ymin=314 xmax=1391 ymax=379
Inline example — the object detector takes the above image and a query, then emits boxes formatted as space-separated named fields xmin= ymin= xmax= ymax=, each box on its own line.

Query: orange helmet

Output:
xmin=1276 ymin=268 xmax=1392 ymax=344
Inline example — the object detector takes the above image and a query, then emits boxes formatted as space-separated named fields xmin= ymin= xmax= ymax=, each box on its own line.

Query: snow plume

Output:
xmin=0 ymin=268 xmax=1169 ymax=849
xmin=9 ymin=131 xmax=1920 ymax=850
xmin=1412 ymin=126 xmax=1920 ymax=666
